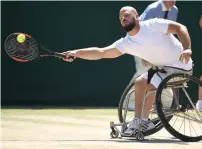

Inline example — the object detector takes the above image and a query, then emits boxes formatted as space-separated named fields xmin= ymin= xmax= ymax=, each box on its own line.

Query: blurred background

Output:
xmin=1 ymin=1 xmax=202 ymax=107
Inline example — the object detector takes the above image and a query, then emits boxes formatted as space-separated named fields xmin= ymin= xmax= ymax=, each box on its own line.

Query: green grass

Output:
xmin=1 ymin=108 xmax=117 ymax=116
xmin=1 ymin=108 xmax=119 ymax=129
xmin=1 ymin=108 xmax=118 ymax=124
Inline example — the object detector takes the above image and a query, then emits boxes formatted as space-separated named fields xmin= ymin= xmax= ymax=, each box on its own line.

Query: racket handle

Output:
xmin=54 ymin=53 xmax=66 ymax=58
xmin=54 ymin=52 xmax=75 ymax=60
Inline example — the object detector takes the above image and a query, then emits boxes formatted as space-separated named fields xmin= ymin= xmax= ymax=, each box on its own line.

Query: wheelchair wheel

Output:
xmin=156 ymin=73 xmax=202 ymax=142
xmin=118 ymin=80 xmax=175 ymax=136
xmin=110 ymin=130 xmax=119 ymax=138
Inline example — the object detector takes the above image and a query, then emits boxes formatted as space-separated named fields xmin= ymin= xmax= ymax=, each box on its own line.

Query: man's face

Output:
xmin=119 ymin=10 xmax=136 ymax=32
xmin=163 ymin=0 xmax=176 ymax=9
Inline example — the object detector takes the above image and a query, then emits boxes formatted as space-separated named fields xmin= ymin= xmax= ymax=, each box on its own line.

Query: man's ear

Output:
xmin=199 ymin=16 xmax=202 ymax=29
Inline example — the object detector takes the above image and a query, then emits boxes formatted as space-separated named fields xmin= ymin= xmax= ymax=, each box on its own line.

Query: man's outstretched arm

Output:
xmin=62 ymin=46 xmax=123 ymax=62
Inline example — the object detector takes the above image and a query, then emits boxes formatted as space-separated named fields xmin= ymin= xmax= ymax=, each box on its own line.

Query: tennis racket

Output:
xmin=4 ymin=32 xmax=74 ymax=62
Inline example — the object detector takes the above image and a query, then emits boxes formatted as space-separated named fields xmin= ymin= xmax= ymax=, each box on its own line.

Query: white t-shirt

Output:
xmin=112 ymin=18 xmax=190 ymax=67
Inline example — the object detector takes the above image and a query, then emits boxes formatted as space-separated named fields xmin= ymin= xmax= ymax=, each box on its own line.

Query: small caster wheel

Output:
xmin=136 ymin=132 xmax=144 ymax=141
xmin=110 ymin=130 xmax=119 ymax=138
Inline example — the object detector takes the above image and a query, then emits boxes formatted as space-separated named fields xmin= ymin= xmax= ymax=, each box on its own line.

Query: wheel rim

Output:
xmin=156 ymin=73 xmax=202 ymax=141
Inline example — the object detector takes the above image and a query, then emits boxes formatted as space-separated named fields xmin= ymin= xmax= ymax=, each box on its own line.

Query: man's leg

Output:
xmin=134 ymin=73 xmax=161 ymax=131
xmin=124 ymin=77 xmax=156 ymax=134
xmin=124 ymin=76 xmax=147 ymax=134
xmin=128 ymin=57 xmax=151 ymax=111
xmin=127 ymin=57 xmax=146 ymax=111
xmin=141 ymin=83 xmax=156 ymax=120
xmin=134 ymin=77 xmax=147 ymax=118
xmin=196 ymin=75 xmax=202 ymax=111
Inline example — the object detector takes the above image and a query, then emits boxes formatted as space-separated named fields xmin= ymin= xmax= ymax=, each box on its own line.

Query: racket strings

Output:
xmin=5 ymin=35 xmax=39 ymax=61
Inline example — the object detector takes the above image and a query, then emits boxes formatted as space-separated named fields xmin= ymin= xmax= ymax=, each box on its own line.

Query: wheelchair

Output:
xmin=110 ymin=70 xmax=202 ymax=142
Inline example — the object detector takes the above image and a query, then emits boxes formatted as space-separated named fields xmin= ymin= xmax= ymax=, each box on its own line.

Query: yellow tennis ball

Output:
xmin=17 ymin=34 xmax=26 ymax=43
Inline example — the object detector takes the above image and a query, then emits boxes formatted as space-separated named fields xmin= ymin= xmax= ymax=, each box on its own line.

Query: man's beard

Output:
xmin=122 ymin=18 xmax=136 ymax=32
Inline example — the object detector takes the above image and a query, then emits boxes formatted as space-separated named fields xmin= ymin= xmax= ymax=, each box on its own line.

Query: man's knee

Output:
xmin=134 ymin=77 xmax=157 ymax=91
xmin=135 ymin=77 xmax=147 ymax=88
xmin=147 ymin=83 xmax=156 ymax=91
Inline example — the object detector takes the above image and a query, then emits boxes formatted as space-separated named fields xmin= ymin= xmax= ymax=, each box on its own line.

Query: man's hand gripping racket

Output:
xmin=4 ymin=32 xmax=75 ymax=62
xmin=62 ymin=51 xmax=76 ymax=62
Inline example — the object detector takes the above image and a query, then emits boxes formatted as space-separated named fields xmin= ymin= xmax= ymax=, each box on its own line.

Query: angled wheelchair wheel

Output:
xmin=118 ymin=80 xmax=175 ymax=136
xmin=156 ymin=73 xmax=202 ymax=142
xmin=110 ymin=130 xmax=119 ymax=138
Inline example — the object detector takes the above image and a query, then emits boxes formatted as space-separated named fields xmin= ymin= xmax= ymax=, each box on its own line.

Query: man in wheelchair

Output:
xmin=62 ymin=6 xmax=194 ymax=134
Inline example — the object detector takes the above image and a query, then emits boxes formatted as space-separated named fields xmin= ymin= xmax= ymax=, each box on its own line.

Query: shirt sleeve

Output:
xmin=110 ymin=38 xmax=128 ymax=54
xmin=145 ymin=18 xmax=171 ymax=34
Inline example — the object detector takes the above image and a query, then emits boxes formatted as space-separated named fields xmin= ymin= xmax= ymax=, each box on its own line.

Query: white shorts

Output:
xmin=141 ymin=60 xmax=193 ymax=88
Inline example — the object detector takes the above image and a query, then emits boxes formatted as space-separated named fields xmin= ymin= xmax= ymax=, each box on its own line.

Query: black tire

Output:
xmin=110 ymin=130 xmax=119 ymax=138
xmin=156 ymin=73 xmax=202 ymax=142
xmin=118 ymin=80 xmax=173 ymax=136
